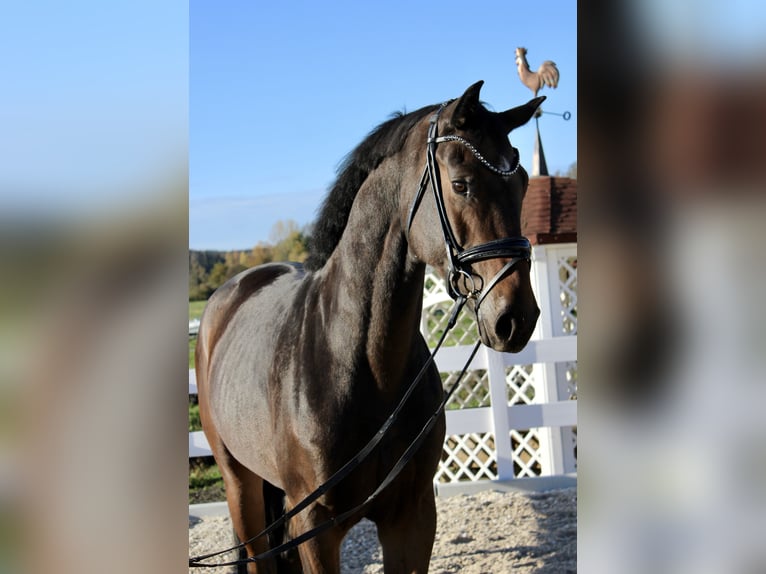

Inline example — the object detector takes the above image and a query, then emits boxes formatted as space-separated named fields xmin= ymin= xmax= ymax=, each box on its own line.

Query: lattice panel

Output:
xmin=555 ymin=360 xmax=577 ymax=401
xmin=422 ymin=300 xmax=479 ymax=347
xmin=565 ymin=361 xmax=578 ymax=399
xmin=507 ymin=363 xmax=544 ymax=477
xmin=558 ymin=255 xmax=578 ymax=335
xmin=437 ymin=433 xmax=498 ymax=483
xmin=423 ymin=271 xmax=450 ymax=304
xmin=510 ymin=429 xmax=543 ymax=477
xmin=506 ymin=364 xmax=536 ymax=405
xmin=421 ymin=250 xmax=576 ymax=484
xmin=442 ymin=369 xmax=490 ymax=410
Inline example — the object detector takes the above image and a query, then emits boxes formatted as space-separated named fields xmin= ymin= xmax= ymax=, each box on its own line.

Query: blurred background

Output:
xmin=0 ymin=2 xmax=189 ymax=573
xmin=1 ymin=0 xmax=765 ymax=573
xmin=579 ymin=1 xmax=766 ymax=572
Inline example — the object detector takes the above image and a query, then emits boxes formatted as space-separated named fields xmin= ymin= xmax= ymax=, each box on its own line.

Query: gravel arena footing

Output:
xmin=189 ymin=487 xmax=576 ymax=573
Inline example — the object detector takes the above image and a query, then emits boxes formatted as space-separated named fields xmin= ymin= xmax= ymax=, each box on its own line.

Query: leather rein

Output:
xmin=189 ymin=102 xmax=532 ymax=568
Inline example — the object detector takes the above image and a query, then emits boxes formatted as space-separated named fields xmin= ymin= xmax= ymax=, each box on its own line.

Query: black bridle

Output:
xmin=406 ymin=102 xmax=532 ymax=308
xmin=189 ymin=101 xmax=532 ymax=569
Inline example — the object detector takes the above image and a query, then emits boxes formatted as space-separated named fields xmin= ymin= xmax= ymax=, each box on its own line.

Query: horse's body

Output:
xmin=196 ymin=82 xmax=543 ymax=573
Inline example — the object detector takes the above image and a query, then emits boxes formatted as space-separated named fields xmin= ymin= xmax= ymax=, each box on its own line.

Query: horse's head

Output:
xmin=405 ymin=81 xmax=543 ymax=353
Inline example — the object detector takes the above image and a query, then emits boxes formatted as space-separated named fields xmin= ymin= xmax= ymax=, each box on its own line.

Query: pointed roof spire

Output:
xmin=532 ymin=117 xmax=549 ymax=176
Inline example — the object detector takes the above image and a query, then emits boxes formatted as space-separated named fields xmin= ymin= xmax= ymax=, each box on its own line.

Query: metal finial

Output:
xmin=532 ymin=121 xmax=547 ymax=176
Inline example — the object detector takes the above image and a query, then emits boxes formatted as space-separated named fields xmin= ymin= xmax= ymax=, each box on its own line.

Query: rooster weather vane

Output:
xmin=515 ymin=47 xmax=559 ymax=99
xmin=514 ymin=47 xmax=569 ymax=176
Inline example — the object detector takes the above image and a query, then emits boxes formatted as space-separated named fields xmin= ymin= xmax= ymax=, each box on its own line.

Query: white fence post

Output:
xmin=529 ymin=245 xmax=567 ymax=476
xmin=550 ymin=245 xmax=578 ymax=474
xmin=485 ymin=347 xmax=514 ymax=480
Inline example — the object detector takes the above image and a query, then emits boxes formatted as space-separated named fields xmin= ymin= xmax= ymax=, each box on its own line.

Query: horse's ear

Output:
xmin=499 ymin=96 xmax=546 ymax=133
xmin=450 ymin=80 xmax=485 ymax=129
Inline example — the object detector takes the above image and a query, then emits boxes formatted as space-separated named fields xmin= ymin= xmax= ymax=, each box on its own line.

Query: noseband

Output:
xmin=407 ymin=102 xmax=532 ymax=306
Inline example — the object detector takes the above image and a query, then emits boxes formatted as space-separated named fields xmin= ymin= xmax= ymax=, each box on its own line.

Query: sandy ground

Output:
xmin=189 ymin=487 xmax=576 ymax=573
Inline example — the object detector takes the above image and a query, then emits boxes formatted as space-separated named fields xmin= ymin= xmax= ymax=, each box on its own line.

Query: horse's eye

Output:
xmin=451 ymin=180 xmax=468 ymax=195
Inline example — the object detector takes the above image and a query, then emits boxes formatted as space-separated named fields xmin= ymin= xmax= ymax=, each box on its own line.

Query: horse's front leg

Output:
xmin=375 ymin=490 xmax=437 ymax=574
xmin=286 ymin=498 xmax=345 ymax=574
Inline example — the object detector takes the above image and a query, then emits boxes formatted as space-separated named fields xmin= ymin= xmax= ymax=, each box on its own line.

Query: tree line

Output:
xmin=190 ymin=220 xmax=309 ymax=300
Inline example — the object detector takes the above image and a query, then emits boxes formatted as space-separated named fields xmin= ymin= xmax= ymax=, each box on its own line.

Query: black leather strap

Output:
xmin=406 ymin=103 xmax=531 ymax=302
xmin=457 ymin=237 xmax=531 ymax=265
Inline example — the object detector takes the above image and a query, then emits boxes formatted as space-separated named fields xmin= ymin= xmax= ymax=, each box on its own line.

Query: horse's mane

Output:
xmin=304 ymin=103 xmax=440 ymax=271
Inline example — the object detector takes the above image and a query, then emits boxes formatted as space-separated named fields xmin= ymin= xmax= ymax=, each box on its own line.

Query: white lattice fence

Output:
xmin=188 ymin=243 xmax=577 ymax=493
xmin=424 ymin=243 xmax=578 ymax=492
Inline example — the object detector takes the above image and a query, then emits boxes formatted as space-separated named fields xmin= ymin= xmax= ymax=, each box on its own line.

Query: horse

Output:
xmin=195 ymin=81 xmax=543 ymax=573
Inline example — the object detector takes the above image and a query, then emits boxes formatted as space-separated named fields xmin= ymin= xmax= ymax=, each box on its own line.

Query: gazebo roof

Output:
xmin=521 ymin=176 xmax=577 ymax=245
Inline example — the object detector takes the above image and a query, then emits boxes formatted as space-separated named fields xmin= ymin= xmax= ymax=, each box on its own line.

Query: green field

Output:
xmin=189 ymin=300 xmax=206 ymax=321
xmin=189 ymin=300 xmax=206 ymax=369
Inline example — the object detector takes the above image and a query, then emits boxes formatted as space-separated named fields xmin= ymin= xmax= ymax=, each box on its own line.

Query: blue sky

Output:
xmin=0 ymin=2 xmax=187 ymax=218
xmin=3 ymin=1 xmax=763 ymax=252
xmin=190 ymin=0 xmax=577 ymax=250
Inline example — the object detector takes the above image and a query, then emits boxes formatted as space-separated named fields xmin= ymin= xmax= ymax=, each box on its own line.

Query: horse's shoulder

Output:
xmin=199 ymin=262 xmax=305 ymax=362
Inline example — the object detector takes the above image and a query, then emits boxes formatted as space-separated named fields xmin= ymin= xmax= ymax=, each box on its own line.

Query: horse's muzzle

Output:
xmin=501 ymin=305 xmax=540 ymax=353
xmin=481 ymin=303 xmax=540 ymax=353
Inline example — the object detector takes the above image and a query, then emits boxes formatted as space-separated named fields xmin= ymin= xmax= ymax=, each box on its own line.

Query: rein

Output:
xmin=189 ymin=100 xmax=532 ymax=569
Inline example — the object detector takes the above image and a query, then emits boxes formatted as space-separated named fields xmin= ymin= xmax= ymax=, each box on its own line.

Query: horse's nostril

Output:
xmin=494 ymin=312 xmax=515 ymax=341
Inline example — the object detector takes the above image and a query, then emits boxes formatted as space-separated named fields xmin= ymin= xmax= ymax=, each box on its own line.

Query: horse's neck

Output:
xmin=321 ymin=164 xmax=425 ymax=392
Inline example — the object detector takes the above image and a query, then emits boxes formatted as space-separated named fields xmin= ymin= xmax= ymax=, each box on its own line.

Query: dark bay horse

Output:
xmin=195 ymin=81 xmax=542 ymax=573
